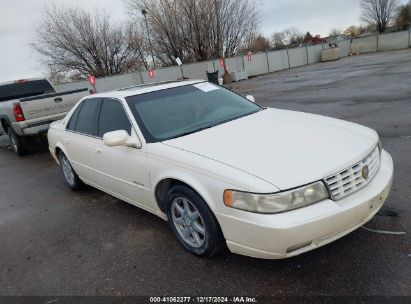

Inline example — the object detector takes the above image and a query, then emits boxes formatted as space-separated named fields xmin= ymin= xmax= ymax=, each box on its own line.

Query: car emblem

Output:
xmin=362 ymin=165 xmax=369 ymax=179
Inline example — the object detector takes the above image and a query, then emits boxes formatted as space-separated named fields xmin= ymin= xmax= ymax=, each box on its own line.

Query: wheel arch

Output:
xmin=154 ymin=175 xmax=215 ymax=215
xmin=0 ymin=116 xmax=11 ymax=132
xmin=54 ymin=143 xmax=68 ymax=165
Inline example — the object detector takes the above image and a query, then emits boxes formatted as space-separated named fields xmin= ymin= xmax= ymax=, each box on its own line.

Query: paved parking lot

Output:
xmin=0 ymin=50 xmax=410 ymax=296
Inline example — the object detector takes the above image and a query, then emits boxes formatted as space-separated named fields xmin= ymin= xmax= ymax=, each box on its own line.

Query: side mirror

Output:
xmin=103 ymin=130 xmax=142 ymax=149
xmin=246 ymin=95 xmax=255 ymax=103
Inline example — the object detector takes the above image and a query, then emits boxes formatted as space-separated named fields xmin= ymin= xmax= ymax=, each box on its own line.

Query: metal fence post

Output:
xmin=242 ymin=55 xmax=246 ymax=72
xmin=376 ymin=33 xmax=379 ymax=52
xmin=139 ymin=71 xmax=144 ymax=84
xmin=305 ymin=46 xmax=309 ymax=64
xmin=286 ymin=48 xmax=291 ymax=69
xmin=180 ymin=65 xmax=184 ymax=78
xmin=350 ymin=38 xmax=352 ymax=55
xmin=265 ymin=50 xmax=270 ymax=72
xmin=408 ymin=28 xmax=411 ymax=47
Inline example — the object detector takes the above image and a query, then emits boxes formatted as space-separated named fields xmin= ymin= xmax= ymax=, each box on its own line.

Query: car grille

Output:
xmin=324 ymin=147 xmax=380 ymax=200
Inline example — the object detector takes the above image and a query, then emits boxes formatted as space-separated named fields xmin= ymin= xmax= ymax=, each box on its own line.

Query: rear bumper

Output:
xmin=20 ymin=123 xmax=50 ymax=135
xmin=12 ymin=114 xmax=66 ymax=136
xmin=215 ymin=150 xmax=394 ymax=259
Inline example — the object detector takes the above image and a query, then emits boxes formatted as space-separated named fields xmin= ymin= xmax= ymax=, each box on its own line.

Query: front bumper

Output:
xmin=215 ymin=150 xmax=394 ymax=259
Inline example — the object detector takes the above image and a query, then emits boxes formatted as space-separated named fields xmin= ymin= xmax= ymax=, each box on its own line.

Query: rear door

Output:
xmin=64 ymin=98 xmax=101 ymax=185
xmin=20 ymin=88 xmax=88 ymax=120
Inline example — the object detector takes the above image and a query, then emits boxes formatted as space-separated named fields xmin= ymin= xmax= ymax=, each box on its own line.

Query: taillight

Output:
xmin=13 ymin=103 xmax=25 ymax=122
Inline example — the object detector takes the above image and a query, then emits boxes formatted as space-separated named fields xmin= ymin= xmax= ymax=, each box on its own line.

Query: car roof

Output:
xmin=89 ymin=79 xmax=205 ymax=100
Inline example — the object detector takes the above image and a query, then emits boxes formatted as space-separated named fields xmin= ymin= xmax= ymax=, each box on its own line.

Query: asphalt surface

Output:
xmin=0 ymin=50 xmax=410 ymax=296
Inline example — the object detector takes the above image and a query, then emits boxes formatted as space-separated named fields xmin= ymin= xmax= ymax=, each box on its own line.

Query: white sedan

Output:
xmin=48 ymin=80 xmax=393 ymax=259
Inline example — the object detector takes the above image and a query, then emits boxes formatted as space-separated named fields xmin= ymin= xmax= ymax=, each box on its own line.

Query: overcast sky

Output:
xmin=0 ymin=0 xmax=408 ymax=83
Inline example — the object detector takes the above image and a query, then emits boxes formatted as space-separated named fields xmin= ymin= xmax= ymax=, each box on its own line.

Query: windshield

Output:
xmin=126 ymin=82 xmax=261 ymax=143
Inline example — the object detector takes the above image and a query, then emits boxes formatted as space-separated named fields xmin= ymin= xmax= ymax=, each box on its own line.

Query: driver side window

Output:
xmin=97 ymin=98 xmax=132 ymax=138
xmin=67 ymin=98 xmax=100 ymax=136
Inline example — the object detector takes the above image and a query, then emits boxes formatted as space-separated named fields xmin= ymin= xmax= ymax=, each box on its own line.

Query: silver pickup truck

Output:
xmin=0 ymin=78 xmax=88 ymax=156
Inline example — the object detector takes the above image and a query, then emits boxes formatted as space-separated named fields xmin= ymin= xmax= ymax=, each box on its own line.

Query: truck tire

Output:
xmin=7 ymin=128 xmax=27 ymax=156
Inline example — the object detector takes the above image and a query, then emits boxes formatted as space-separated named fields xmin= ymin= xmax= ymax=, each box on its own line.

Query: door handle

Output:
xmin=93 ymin=147 xmax=102 ymax=154
xmin=54 ymin=97 xmax=63 ymax=103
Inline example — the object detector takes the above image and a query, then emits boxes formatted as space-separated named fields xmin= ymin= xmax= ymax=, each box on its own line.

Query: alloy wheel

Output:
xmin=61 ymin=155 xmax=75 ymax=186
xmin=171 ymin=197 xmax=206 ymax=248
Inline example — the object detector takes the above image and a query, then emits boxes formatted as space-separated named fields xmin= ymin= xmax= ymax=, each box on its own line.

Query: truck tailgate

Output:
xmin=19 ymin=88 xmax=88 ymax=120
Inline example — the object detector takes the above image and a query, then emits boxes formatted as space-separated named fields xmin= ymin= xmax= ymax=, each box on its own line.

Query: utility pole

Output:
xmin=141 ymin=9 xmax=156 ymax=68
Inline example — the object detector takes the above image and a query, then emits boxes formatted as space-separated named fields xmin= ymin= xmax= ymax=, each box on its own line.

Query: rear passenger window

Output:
xmin=66 ymin=103 xmax=83 ymax=131
xmin=98 ymin=99 xmax=132 ymax=137
xmin=73 ymin=99 xmax=100 ymax=136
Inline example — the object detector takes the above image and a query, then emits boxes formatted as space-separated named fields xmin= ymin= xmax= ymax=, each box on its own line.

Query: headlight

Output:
xmin=223 ymin=181 xmax=329 ymax=214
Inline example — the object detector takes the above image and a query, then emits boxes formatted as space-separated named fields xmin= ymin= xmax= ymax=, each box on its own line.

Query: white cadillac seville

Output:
xmin=48 ymin=80 xmax=393 ymax=259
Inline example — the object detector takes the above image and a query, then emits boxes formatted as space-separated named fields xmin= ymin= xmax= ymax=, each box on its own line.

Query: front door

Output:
xmin=92 ymin=98 xmax=151 ymax=210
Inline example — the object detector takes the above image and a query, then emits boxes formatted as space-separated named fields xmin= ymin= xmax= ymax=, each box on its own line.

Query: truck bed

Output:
xmin=19 ymin=88 xmax=88 ymax=120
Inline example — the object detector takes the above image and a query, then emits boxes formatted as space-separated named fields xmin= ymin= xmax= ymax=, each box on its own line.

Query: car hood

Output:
xmin=164 ymin=108 xmax=377 ymax=190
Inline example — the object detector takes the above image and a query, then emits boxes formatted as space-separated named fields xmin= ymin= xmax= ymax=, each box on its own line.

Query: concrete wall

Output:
xmin=243 ymin=52 xmax=269 ymax=77
xmin=225 ymin=56 xmax=244 ymax=73
xmin=288 ymin=47 xmax=308 ymax=68
xmin=154 ymin=66 xmax=182 ymax=82
xmin=54 ymin=80 xmax=89 ymax=92
xmin=267 ymin=49 xmax=289 ymax=72
xmin=53 ymin=30 xmax=410 ymax=91
xmin=181 ymin=61 xmax=213 ymax=80
xmin=212 ymin=59 xmax=224 ymax=76
xmin=338 ymin=39 xmax=352 ymax=57
xmin=351 ymin=35 xmax=378 ymax=53
xmin=307 ymin=45 xmax=323 ymax=64
xmin=378 ymin=31 xmax=410 ymax=51
xmin=95 ymin=72 xmax=143 ymax=92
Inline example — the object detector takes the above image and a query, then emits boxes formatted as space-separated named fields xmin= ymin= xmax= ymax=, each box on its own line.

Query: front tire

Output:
xmin=166 ymin=185 xmax=226 ymax=258
xmin=59 ymin=152 xmax=83 ymax=190
xmin=8 ymin=128 xmax=27 ymax=156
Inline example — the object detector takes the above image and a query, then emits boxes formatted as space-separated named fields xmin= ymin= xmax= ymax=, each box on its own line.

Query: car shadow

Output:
xmin=0 ymin=134 xmax=49 ymax=156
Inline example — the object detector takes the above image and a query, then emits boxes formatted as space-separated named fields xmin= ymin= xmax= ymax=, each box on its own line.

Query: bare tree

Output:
xmin=394 ymin=1 xmax=411 ymax=30
xmin=220 ymin=0 xmax=259 ymax=57
xmin=343 ymin=25 xmax=368 ymax=37
xmin=32 ymin=5 xmax=147 ymax=80
xmin=246 ymin=34 xmax=270 ymax=53
xmin=328 ymin=28 xmax=342 ymax=36
xmin=271 ymin=32 xmax=286 ymax=49
xmin=270 ymin=27 xmax=304 ymax=49
xmin=126 ymin=0 xmax=259 ymax=65
xmin=361 ymin=0 xmax=399 ymax=33
xmin=282 ymin=27 xmax=304 ymax=47
xmin=272 ymin=27 xmax=304 ymax=47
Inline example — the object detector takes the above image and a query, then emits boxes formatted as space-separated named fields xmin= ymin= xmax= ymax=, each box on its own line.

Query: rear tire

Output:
xmin=166 ymin=185 xmax=226 ymax=258
xmin=7 ymin=128 xmax=27 ymax=156
xmin=59 ymin=152 xmax=83 ymax=190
